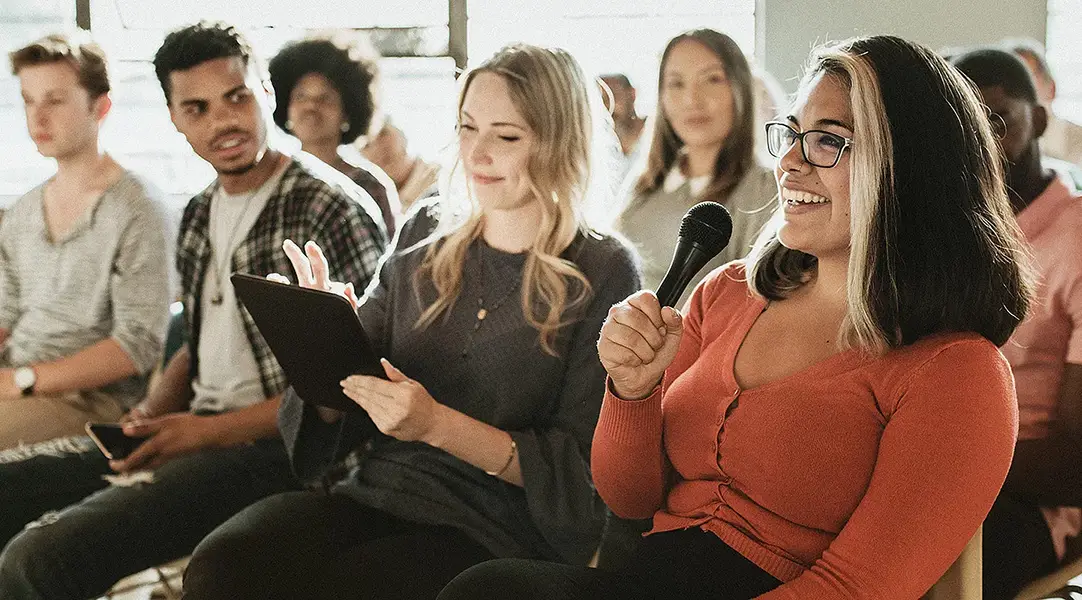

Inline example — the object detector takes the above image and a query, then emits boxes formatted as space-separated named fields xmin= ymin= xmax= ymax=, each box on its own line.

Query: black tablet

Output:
xmin=231 ymin=272 xmax=386 ymax=412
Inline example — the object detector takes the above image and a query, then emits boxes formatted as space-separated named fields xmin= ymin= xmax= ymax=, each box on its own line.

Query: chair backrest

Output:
xmin=923 ymin=526 xmax=983 ymax=600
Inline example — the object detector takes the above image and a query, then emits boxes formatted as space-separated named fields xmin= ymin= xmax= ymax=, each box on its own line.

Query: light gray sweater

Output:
xmin=616 ymin=163 xmax=777 ymax=307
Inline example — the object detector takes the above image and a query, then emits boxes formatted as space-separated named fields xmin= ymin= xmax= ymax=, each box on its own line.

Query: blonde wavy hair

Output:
xmin=413 ymin=44 xmax=615 ymax=356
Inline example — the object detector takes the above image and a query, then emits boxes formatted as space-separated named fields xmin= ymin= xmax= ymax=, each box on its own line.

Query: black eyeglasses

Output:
xmin=764 ymin=121 xmax=853 ymax=168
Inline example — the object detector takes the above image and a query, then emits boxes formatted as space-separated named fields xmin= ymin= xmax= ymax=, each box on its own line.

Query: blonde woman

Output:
xmin=617 ymin=29 xmax=775 ymax=307
xmin=181 ymin=44 xmax=639 ymax=600
xmin=440 ymin=35 xmax=1031 ymax=600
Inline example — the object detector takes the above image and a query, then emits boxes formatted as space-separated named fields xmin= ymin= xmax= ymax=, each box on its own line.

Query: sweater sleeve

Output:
xmin=0 ymin=205 xmax=22 ymax=331
xmin=511 ymin=240 xmax=641 ymax=564
xmin=757 ymin=339 xmax=1018 ymax=600
xmin=590 ymin=268 xmax=712 ymax=519
xmin=107 ymin=190 xmax=171 ymax=375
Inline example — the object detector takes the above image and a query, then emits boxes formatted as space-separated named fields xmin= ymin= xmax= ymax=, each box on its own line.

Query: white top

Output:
xmin=191 ymin=164 xmax=287 ymax=413
xmin=662 ymin=165 xmax=711 ymax=197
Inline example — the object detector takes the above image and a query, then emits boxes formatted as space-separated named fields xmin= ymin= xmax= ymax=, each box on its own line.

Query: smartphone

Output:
xmin=85 ymin=422 xmax=149 ymax=460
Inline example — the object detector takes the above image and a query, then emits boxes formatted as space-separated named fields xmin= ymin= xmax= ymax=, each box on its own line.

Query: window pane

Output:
xmin=0 ymin=0 xmax=76 ymax=202
xmin=468 ymin=0 xmax=756 ymax=115
xmin=1047 ymin=1 xmax=1082 ymax=123
xmin=112 ymin=0 xmax=448 ymax=29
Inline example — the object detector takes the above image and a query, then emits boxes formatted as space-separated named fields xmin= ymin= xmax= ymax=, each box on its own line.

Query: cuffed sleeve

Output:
xmin=108 ymin=199 xmax=172 ymax=374
xmin=590 ymin=263 xmax=713 ymax=521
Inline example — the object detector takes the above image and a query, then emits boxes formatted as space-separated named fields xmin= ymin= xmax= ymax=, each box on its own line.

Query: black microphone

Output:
xmin=655 ymin=201 xmax=734 ymax=307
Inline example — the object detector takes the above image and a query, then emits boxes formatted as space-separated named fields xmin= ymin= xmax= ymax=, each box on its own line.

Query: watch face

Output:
xmin=14 ymin=367 xmax=35 ymax=390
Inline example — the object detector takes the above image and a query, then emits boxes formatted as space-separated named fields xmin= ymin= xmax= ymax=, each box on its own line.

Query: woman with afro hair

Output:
xmin=270 ymin=37 xmax=400 ymax=236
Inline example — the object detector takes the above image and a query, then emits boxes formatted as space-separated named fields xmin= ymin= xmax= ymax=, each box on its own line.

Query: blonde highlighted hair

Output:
xmin=414 ymin=44 xmax=613 ymax=355
xmin=746 ymin=36 xmax=1031 ymax=352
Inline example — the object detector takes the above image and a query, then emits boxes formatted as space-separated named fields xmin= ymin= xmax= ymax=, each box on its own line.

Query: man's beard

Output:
xmin=219 ymin=161 xmax=258 ymax=176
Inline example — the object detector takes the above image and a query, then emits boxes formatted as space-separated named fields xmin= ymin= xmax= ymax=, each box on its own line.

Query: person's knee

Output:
xmin=438 ymin=559 xmax=546 ymax=600
xmin=183 ymin=518 xmax=261 ymax=594
xmin=184 ymin=495 xmax=303 ymax=598
xmin=0 ymin=516 xmax=67 ymax=597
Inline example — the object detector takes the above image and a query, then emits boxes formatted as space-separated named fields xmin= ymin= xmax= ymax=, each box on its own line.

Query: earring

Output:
xmin=284 ymin=119 xmax=294 ymax=132
xmin=340 ymin=122 xmax=350 ymax=133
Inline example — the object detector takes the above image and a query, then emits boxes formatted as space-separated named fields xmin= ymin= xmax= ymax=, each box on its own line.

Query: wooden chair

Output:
xmin=923 ymin=526 xmax=984 ymax=600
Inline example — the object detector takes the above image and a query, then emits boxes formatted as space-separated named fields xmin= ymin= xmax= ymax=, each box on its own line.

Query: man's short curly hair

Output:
xmin=268 ymin=38 xmax=379 ymax=145
xmin=153 ymin=21 xmax=257 ymax=105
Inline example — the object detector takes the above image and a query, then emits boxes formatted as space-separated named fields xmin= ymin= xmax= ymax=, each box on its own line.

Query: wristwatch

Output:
xmin=13 ymin=366 xmax=36 ymax=396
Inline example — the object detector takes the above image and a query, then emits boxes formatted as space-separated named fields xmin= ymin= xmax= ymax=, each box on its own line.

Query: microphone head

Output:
xmin=679 ymin=201 xmax=733 ymax=254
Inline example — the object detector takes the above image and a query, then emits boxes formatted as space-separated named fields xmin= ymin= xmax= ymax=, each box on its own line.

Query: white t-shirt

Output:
xmin=191 ymin=164 xmax=286 ymax=413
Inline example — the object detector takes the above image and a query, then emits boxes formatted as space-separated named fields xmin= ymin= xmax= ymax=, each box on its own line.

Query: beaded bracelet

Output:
xmin=486 ymin=438 xmax=517 ymax=477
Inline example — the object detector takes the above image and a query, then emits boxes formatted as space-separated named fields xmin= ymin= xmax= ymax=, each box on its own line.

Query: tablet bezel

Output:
xmin=231 ymin=272 xmax=385 ymax=412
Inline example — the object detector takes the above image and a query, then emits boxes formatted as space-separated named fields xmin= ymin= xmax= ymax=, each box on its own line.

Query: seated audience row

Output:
xmin=0 ymin=23 xmax=386 ymax=599
xmin=0 ymin=20 xmax=1077 ymax=600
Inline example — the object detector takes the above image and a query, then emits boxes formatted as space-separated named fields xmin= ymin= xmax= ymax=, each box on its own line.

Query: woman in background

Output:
xmin=616 ymin=28 xmax=775 ymax=307
xmin=182 ymin=43 xmax=639 ymax=600
xmin=270 ymin=36 xmax=400 ymax=236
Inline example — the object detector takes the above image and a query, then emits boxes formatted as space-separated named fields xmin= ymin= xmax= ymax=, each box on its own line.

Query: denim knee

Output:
xmin=0 ymin=517 xmax=64 ymax=600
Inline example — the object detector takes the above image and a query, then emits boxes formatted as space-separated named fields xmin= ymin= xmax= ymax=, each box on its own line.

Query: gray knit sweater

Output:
xmin=278 ymin=201 xmax=641 ymax=564
xmin=617 ymin=163 xmax=777 ymax=307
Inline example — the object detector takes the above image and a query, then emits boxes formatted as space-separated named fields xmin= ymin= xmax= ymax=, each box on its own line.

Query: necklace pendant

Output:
xmin=476 ymin=308 xmax=488 ymax=321
xmin=211 ymin=293 xmax=224 ymax=306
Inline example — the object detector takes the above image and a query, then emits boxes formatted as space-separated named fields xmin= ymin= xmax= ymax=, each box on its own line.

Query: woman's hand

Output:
xmin=267 ymin=239 xmax=361 ymax=310
xmin=340 ymin=359 xmax=446 ymax=444
xmin=597 ymin=290 xmax=683 ymax=400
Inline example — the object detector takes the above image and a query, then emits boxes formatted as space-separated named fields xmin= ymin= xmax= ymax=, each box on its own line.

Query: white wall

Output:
xmin=758 ymin=0 xmax=1047 ymax=93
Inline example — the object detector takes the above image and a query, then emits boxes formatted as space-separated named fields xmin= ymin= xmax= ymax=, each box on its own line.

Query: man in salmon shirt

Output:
xmin=952 ymin=47 xmax=1082 ymax=600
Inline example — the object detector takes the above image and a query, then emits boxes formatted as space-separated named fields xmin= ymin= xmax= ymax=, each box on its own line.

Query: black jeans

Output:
xmin=438 ymin=527 xmax=781 ymax=600
xmin=0 ymin=435 xmax=296 ymax=600
xmin=182 ymin=490 xmax=496 ymax=600
xmin=983 ymin=493 xmax=1060 ymax=600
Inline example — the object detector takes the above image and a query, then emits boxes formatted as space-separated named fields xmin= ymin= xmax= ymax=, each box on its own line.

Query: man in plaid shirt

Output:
xmin=0 ymin=21 xmax=387 ymax=599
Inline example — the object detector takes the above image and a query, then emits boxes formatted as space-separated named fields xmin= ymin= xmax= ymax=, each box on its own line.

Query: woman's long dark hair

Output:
xmin=633 ymin=29 xmax=757 ymax=208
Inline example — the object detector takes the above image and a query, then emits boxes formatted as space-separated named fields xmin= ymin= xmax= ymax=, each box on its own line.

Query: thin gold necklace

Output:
xmin=461 ymin=241 xmax=519 ymax=358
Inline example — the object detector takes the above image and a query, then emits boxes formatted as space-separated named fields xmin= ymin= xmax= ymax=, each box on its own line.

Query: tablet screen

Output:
xmin=231 ymin=272 xmax=386 ymax=412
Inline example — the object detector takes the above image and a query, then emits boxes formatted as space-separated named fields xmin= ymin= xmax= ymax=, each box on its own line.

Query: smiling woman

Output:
xmin=180 ymin=43 xmax=641 ymax=600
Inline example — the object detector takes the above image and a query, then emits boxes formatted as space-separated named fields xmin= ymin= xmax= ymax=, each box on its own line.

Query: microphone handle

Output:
xmin=655 ymin=241 xmax=716 ymax=308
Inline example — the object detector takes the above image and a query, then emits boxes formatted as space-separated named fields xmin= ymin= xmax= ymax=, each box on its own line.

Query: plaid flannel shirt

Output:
xmin=176 ymin=154 xmax=388 ymax=400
